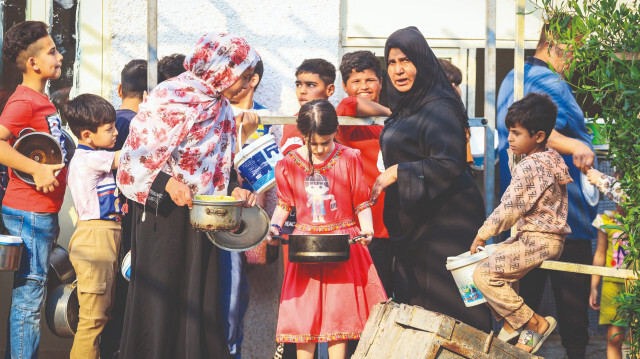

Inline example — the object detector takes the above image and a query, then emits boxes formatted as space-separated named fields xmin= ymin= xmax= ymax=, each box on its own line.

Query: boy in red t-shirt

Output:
xmin=0 ymin=21 xmax=66 ymax=358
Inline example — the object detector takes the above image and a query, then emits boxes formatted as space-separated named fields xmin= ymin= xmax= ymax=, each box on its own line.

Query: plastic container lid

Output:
xmin=445 ymin=244 xmax=497 ymax=270
xmin=0 ymin=235 xmax=23 ymax=245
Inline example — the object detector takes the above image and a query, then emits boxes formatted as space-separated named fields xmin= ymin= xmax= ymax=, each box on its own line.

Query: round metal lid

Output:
xmin=206 ymin=205 xmax=270 ymax=252
xmin=580 ymin=172 xmax=600 ymax=207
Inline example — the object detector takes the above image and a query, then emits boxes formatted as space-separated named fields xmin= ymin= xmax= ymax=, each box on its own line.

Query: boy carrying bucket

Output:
xmin=469 ymin=93 xmax=572 ymax=354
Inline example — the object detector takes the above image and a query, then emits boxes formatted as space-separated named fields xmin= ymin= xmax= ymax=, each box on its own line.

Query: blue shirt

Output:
xmin=497 ymin=56 xmax=597 ymax=241
xmin=111 ymin=109 xmax=136 ymax=151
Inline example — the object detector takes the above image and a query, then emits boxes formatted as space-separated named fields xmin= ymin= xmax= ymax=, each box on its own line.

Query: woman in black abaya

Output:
xmin=371 ymin=26 xmax=491 ymax=331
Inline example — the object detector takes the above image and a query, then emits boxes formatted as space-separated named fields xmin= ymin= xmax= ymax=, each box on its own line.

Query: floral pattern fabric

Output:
xmin=595 ymin=173 xmax=627 ymax=204
xmin=117 ymin=32 xmax=259 ymax=204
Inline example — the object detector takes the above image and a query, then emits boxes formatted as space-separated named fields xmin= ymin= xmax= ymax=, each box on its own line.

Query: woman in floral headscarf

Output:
xmin=117 ymin=32 xmax=259 ymax=359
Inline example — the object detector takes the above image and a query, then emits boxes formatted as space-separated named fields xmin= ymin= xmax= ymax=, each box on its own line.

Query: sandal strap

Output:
xmin=517 ymin=329 xmax=543 ymax=347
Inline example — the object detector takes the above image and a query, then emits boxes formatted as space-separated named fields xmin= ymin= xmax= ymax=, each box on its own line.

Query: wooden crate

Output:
xmin=352 ymin=301 xmax=542 ymax=359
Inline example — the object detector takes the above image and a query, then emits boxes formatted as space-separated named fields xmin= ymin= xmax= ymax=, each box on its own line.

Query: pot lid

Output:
xmin=206 ymin=205 xmax=270 ymax=251
xmin=580 ymin=172 xmax=600 ymax=207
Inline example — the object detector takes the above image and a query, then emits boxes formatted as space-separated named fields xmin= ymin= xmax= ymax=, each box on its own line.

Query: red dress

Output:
xmin=275 ymin=144 xmax=387 ymax=343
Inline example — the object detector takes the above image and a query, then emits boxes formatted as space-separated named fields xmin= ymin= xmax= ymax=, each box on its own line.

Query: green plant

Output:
xmin=536 ymin=0 xmax=640 ymax=356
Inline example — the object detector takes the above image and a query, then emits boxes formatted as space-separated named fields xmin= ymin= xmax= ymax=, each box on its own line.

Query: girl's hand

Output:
xmin=232 ymin=187 xmax=257 ymax=207
xmin=586 ymin=168 xmax=603 ymax=185
xmin=371 ymin=164 xmax=398 ymax=204
xmin=165 ymin=177 xmax=193 ymax=208
xmin=266 ymin=225 xmax=281 ymax=246
xmin=356 ymin=229 xmax=373 ymax=246
xmin=589 ymin=287 xmax=600 ymax=310
xmin=470 ymin=235 xmax=486 ymax=254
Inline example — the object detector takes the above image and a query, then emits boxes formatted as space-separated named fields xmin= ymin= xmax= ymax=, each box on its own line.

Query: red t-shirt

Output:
xmin=0 ymin=85 xmax=67 ymax=213
xmin=279 ymin=97 xmax=389 ymax=238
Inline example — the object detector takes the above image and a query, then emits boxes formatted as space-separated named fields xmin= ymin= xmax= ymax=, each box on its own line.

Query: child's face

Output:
xmin=308 ymin=132 xmax=336 ymax=161
xmin=343 ymin=69 xmax=381 ymax=103
xmin=222 ymin=68 xmax=253 ymax=101
xmin=296 ymin=72 xmax=335 ymax=106
xmin=84 ymin=122 xmax=118 ymax=149
xmin=507 ymin=123 xmax=545 ymax=156
xmin=30 ymin=36 xmax=63 ymax=79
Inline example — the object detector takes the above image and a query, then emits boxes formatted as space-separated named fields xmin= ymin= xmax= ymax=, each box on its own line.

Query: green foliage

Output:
xmin=536 ymin=0 xmax=640 ymax=356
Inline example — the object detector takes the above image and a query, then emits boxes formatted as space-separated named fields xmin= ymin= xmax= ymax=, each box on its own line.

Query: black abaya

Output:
xmin=118 ymin=200 xmax=231 ymax=359
xmin=381 ymin=26 xmax=491 ymax=331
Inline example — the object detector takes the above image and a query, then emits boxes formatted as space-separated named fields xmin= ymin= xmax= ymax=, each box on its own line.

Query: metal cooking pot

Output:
xmin=272 ymin=234 xmax=366 ymax=263
xmin=189 ymin=199 xmax=244 ymax=232
xmin=12 ymin=128 xmax=64 ymax=185
xmin=0 ymin=235 xmax=23 ymax=271
xmin=45 ymin=281 xmax=79 ymax=338
xmin=47 ymin=244 xmax=76 ymax=292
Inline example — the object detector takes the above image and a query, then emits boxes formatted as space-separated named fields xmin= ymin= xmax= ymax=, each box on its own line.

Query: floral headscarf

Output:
xmin=117 ymin=32 xmax=259 ymax=204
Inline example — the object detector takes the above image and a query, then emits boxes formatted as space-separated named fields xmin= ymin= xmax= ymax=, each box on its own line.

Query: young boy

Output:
xmin=113 ymin=59 xmax=147 ymax=151
xmin=470 ymin=93 xmax=571 ymax=354
xmin=280 ymin=58 xmax=336 ymax=155
xmin=65 ymin=93 xmax=122 ymax=359
xmin=157 ymin=53 xmax=186 ymax=82
xmin=0 ymin=21 xmax=66 ymax=358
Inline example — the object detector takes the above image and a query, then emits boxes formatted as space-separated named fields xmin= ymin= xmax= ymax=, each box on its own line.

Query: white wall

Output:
xmin=108 ymin=0 xmax=344 ymax=113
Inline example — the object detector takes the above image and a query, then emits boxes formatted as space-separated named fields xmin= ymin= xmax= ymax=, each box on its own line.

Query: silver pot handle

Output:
xmin=18 ymin=127 xmax=36 ymax=138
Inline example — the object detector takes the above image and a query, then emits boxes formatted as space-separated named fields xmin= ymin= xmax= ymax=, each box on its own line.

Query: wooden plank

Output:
xmin=540 ymin=260 xmax=638 ymax=280
xmin=258 ymin=116 xmax=387 ymax=126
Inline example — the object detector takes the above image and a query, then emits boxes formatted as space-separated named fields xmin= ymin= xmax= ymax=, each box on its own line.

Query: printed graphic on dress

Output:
xmin=611 ymin=231 xmax=628 ymax=268
xmin=304 ymin=173 xmax=336 ymax=223
xmin=46 ymin=112 xmax=68 ymax=163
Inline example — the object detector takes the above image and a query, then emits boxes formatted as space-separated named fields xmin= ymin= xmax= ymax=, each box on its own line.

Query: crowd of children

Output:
xmin=0 ymin=19 xmax=632 ymax=359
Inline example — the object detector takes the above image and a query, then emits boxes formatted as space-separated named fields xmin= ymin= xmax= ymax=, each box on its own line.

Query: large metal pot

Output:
xmin=12 ymin=128 xmax=64 ymax=185
xmin=45 ymin=282 xmax=79 ymax=338
xmin=189 ymin=199 xmax=244 ymax=232
xmin=272 ymin=234 xmax=366 ymax=263
xmin=0 ymin=235 xmax=23 ymax=271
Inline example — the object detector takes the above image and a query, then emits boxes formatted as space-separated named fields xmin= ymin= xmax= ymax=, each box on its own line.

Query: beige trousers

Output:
xmin=68 ymin=220 xmax=121 ymax=359
xmin=472 ymin=233 xmax=563 ymax=330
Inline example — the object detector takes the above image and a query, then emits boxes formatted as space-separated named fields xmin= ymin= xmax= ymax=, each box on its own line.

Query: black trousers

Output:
xmin=519 ymin=239 xmax=592 ymax=359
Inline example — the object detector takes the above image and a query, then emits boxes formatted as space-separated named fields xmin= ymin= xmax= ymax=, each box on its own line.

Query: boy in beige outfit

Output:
xmin=470 ymin=93 xmax=572 ymax=354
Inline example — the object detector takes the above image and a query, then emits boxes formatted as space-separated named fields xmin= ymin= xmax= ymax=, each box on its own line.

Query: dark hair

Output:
xmin=157 ymin=53 xmax=186 ymax=82
xmin=64 ymin=94 xmax=116 ymax=138
xmin=2 ymin=21 xmax=50 ymax=72
xmin=438 ymin=59 xmax=462 ymax=86
xmin=297 ymin=99 xmax=339 ymax=175
xmin=537 ymin=14 xmax=574 ymax=51
xmin=295 ymin=59 xmax=336 ymax=87
xmin=505 ymin=93 xmax=557 ymax=143
xmin=121 ymin=59 xmax=147 ymax=100
xmin=252 ymin=59 xmax=264 ymax=89
xmin=339 ymin=51 xmax=382 ymax=84
xmin=50 ymin=87 xmax=71 ymax=125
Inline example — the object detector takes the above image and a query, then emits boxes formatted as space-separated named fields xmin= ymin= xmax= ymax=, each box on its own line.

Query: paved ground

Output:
xmin=537 ymin=335 xmax=608 ymax=358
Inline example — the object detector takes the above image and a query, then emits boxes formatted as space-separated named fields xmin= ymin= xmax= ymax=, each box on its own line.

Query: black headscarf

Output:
xmin=384 ymin=26 xmax=469 ymax=136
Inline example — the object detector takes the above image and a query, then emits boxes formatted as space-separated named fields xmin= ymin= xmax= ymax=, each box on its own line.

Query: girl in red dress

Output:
xmin=267 ymin=99 xmax=387 ymax=359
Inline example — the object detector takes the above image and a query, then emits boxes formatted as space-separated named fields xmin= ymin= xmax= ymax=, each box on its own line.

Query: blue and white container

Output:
xmin=121 ymin=250 xmax=132 ymax=281
xmin=0 ymin=235 xmax=23 ymax=271
xmin=234 ymin=123 xmax=283 ymax=194
xmin=446 ymin=245 xmax=496 ymax=307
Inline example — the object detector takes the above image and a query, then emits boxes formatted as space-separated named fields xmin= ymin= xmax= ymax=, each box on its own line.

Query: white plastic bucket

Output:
xmin=446 ymin=245 xmax=495 ymax=307
xmin=234 ymin=123 xmax=283 ymax=194
xmin=121 ymin=250 xmax=131 ymax=282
